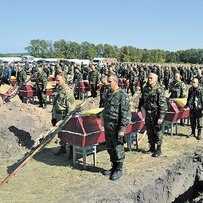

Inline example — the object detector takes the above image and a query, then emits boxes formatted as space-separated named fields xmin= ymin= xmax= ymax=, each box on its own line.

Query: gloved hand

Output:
xmin=51 ymin=118 xmax=57 ymax=126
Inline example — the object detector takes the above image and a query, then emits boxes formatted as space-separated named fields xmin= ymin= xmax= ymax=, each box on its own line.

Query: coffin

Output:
xmin=164 ymin=102 xmax=180 ymax=122
xmin=46 ymin=88 xmax=56 ymax=96
xmin=19 ymin=84 xmax=35 ymax=97
xmin=164 ymin=100 xmax=190 ymax=122
xmin=75 ymin=81 xmax=90 ymax=93
xmin=58 ymin=110 xmax=145 ymax=148
xmin=125 ymin=111 xmax=145 ymax=134
xmin=58 ymin=114 xmax=105 ymax=148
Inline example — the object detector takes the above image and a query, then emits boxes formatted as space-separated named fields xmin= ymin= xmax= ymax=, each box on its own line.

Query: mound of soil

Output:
xmin=0 ymin=85 xmax=52 ymax=158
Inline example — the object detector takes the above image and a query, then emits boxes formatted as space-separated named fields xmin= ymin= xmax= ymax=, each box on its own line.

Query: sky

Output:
xmin=0 ymin=0 xmax=203 ymax=53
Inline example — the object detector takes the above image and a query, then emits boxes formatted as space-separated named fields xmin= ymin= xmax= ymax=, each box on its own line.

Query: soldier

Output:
xmin=99 ymin=75 xmax=109 ymax=108
xmin=102 ymin=74 xmax=131 ymax=180
xmin=35 ymin=65 xmax=48 ymax=109
xmin=127 ymin=66 xmax=138 ymax=96
xmin=186 ymin=78 xmax=203 ymax=140
xmin=196 ymin=68 xmax=203 ymax=86
xmin=164 ymin=67 xmax=172 ymax=90
xmin=168 ymin=72 xmax=187 ymax=126
xmin=16 ymin=64 xmax=27 ymax=102
xmin=16 ymin=64 xmax=27 ymax=86
xmin=168 ymin=72 xmax=186 ymax=98
xmin=0 ymin=64 xmax=4 ymax=86
xmin=2 ymin=63 xmax=11 ymax=85
xmin=52 ymin=72 xmax=76 ymax=156
xmin=138 ymin=72 xmax=167 ymax=157
xmin=88 ymin=65 xmax=100 ymax=98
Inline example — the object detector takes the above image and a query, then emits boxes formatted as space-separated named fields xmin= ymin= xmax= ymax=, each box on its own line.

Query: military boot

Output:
xmin=197 ymin=129 xmax=202 ymax=140
xmin=146 ymin=143 xmax=155 ymax=154
xmin=102 ymin=162 xmax=116 ymax=176
xmin=110 ymin=162 xmax=123 ymax=181
xmin=54 ymin=145 xmax=66 ymax=155
xmin=187 ymin=128 xmax=196 ymax=138
xmin=152 ymin=145 xmax=162 ymax=158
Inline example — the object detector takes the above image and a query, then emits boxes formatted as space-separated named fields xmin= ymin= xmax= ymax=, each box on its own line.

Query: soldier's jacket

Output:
xmin=164 ymin=69 xmax=172 ymax=80
xmin=17 ymin=70 xmax=27 ymax=86
xmin=169 ymin=80 xmax=186 ymax=98
xmin=52 ymin=84 xmax=76 ymax=120
xmin=138 ymin=83 xmax=167 ymax=120
xmin=128 ymin=70 xmax=137 ymax=83
xmin=36 ymin=71 xmax=48 ymax=91
xmin=187 ymin=86 xmax=203 ymax=110
xmin=103 ymin=88 xmax=131 ymax=132
xmin=88 ymin=70 xmax=100 ymax=84
xmin=196 ymin=75 xmax=203 ymax=86
xmin=99 ymin=84 xmax=110 ymax=108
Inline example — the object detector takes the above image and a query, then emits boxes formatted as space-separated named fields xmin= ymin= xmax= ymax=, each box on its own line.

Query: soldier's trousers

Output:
xmin=190 ymin=109 xmax=202 ymax=130
xmin=145 ymin=112 xmax=163 ymax=145
xmin=104 ymin=123 xmax=125 ymax=164
xmin=37 ymin=90 xmax=47 ymax=105
xmin=90 ymin=84 xmax=97 ymax=98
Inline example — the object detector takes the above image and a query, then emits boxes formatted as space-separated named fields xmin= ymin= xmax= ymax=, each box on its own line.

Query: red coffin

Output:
xmin=58 ymin=115 xmax=105 ymax=148
xmin=19 ymin=84 xmax=35 ymax=97
xmin=125 ymin=111 xmax=144 ymax=134
xmin=75 ymin=81 xmax=90 ymax=93
xmin=58 ymin=111 xmax=145 ymax=148
xmin=164 ymin=101 xmax=190 ymax=122
xmin=46 ymin=88 xmax=56 ymax=96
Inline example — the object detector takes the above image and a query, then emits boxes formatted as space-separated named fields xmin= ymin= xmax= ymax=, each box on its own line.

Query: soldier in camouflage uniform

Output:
xmin=127 ymin=66 xmax=138 ymax=96
xmin=16 ymin=64 xmax=27 ymax=102
xmin=168 ymin=72 xmax=186 ymax=125
xmin=196 ymin=68 xmax=203 ymax=86
xmin=186 ymin=78 xmax=203 ymax=140
xmin=168 ymin=72 xmax=186 ymax=98
xmin=88 ymin=65 xmax=100 ymax=97
xmin=99 ymin=75 xmax=109 ymax=108
xmin=138 ymin=72 xmax=167 ymax=157
xmin=35 ymin=65 xmax=48 ymax=109
xmin=102 ymin=74 xmax=131 ymax=180
xmin=16 ymin=64 xmax=27 ymax=86
xmin=52 ymin=72 xmax=76 ymax=156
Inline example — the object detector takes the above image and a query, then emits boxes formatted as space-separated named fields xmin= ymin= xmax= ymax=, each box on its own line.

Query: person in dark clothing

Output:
xmin=102 ymin=74 xmax=131 ymax=180
xmin=186 ymin=78 xmax=203 ymax=140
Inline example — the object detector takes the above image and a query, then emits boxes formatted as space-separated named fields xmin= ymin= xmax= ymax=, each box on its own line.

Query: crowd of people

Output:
xmin=0 ymin=60 xmax=203 ymax=181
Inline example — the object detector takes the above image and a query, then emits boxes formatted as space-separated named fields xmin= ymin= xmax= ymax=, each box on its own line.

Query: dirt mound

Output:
xmin=0 ymin=88 xmax=52 ymax=158
xmin=0 ymin=84 xmax=100 ymax=159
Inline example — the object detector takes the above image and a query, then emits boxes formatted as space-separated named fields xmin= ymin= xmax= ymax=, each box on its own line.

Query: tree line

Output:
xmin=1 ymin=39 xmax=203 ymax=64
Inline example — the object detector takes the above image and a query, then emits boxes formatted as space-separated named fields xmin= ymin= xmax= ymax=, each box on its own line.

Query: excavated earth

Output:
xmin=0 ymin=84 xmax=203 ymax=203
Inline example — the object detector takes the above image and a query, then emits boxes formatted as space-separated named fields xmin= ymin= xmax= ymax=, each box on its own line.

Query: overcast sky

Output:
xmin=0 ymin=0 xmax=202 ymax=53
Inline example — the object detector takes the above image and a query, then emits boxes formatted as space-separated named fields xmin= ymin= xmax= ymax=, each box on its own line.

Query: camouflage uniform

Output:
xmin=127 ymin=68 xmax=138 ymax=96
xmin=52 ymin=84 xmax=76 ymax=122
xmin=52 ymin=84 xmax=76 ymax=156
xmin=99 ymin=84 xmax=110 ymax=108
xmin=88 ymin=69 xmax=100 ymax=97
xmin=186 ymin=86 xmax=203 ymax=139
xmin=138 ymin=83 xmax=167 ymax=147
xmin=36 ymin=71 xmax=48 ymax=107
xmin=17 ymin=69 xmax=27 ymax=86
xmin=103 ymin=88 xmax=131 ymax=171
xmin=169 ymin=80 xmax=186 ymax=98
